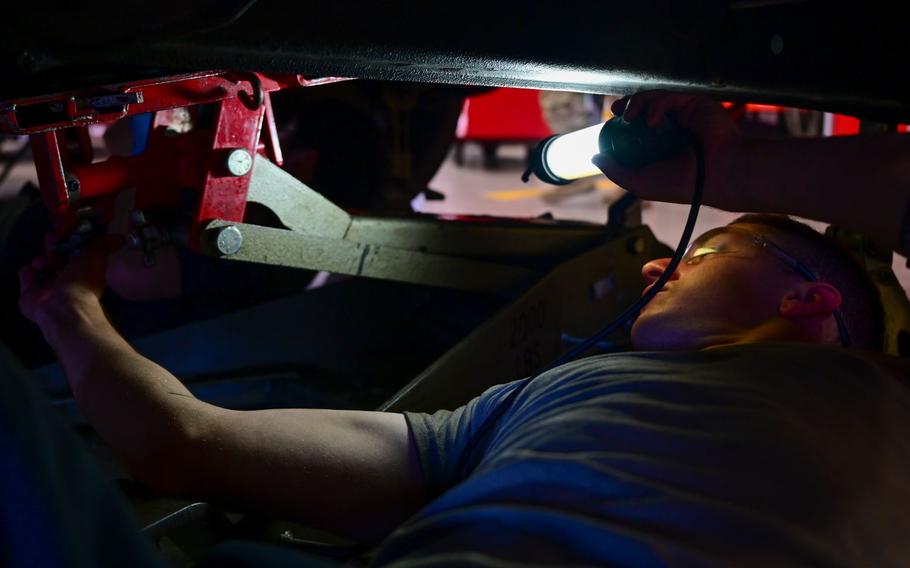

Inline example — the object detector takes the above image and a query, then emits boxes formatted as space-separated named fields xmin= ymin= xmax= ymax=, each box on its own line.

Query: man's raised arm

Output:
xmin=594 ymin=91 xmax=910 ymax=254
xmin=18 ymin=240 xmax=427 ymax=544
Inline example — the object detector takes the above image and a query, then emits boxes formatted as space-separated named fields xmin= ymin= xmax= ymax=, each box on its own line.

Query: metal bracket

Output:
xmin=245 ymin=158 xmax=352 ymax=239
xmin=202 ymin=219 xmax=536 ymax=294
xmin=208 ymin=157 xmax=645 ymax=295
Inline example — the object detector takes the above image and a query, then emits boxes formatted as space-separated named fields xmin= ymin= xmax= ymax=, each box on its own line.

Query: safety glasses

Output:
xmin=683 ymin=226 xmax=851 ymax=347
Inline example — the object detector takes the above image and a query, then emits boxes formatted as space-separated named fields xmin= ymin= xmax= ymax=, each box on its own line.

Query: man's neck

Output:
xmin=700 ymin=319 xmax=833 ymax=350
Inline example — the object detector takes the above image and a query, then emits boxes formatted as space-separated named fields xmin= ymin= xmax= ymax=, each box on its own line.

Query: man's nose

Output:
xmin=641 ymin=258 xmax=679 ymax=286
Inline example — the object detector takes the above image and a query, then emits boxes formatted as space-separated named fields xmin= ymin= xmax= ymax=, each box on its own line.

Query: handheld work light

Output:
xmin=523 ymin=116 xmax=688 ymax=185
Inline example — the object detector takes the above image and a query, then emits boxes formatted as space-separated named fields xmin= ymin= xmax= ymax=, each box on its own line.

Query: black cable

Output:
xmin=456 ymin=139 xmax=706 ymax=479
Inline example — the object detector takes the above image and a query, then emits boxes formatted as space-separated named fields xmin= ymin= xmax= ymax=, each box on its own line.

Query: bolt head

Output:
xmin=64 ymin=176 xmax=81 ymax=201
xmin=226 ymin=148 xmax=253 ymax=176
xmin=214 ymin=225 xmax=243 ymax=255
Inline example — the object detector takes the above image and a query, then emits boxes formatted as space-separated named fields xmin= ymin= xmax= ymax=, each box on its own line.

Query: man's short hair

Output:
xmin=730 ymin=214 xmax=885 ymax=350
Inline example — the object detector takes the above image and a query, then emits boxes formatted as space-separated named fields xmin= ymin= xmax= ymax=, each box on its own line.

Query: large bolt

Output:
xmin=213 ymin=225 xmax=243 ymax=256
xmin=225 ymin=148 xmax=253 ymax=177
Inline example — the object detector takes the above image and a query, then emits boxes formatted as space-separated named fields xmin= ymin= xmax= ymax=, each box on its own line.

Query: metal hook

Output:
xmin=238 ymin=73 xmax=264 ymax=110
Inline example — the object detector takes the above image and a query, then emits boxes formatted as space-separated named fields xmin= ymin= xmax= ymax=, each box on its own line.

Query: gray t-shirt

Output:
xmin=375 ymin=344 xmax=910 ymax=567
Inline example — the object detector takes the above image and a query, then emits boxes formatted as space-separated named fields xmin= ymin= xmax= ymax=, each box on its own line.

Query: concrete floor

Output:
xmin=419 ymin=142 xmax=910 ymax=294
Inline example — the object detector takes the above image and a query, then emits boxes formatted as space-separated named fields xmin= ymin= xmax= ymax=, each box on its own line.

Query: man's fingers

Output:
xmin=43 ymin=233 xmax=61 ymax=268
xmin=593 ymin=150 xmax=696 ymax=204
xmin=613 ymin=91 xmax=678 ymax=121
xmin=58 ymin=234 xmax=128 ymax=267
xmin=593 ymin=153 xmax=647 ymax=192
xmin=20 ymin=256 xmax=50 ymax=290
xmin=620 ymin=90 xmax=668 ymax=122
xmin=615 ymin=91 xmax=706 ymax=128
xmin=611 ymin=96 xmax=630 ymax=117
xmin=643 ymin=92 xmax=700 ymax=127
xmin=622 ymin=96 xmax=644 ymax=121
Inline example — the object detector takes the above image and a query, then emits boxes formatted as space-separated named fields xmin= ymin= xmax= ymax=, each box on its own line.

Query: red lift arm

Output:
xmin=0 ymin=71 xmax=347 ymax=248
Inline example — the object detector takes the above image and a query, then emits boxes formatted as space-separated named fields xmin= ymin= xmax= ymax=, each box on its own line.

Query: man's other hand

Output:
xmin=18 ymin=235 xmax=125 ymax=327
xmin=107 ymin=244 xmax=181 ymax=302
xmin=593 ymin=91 xmax=747 ymax=210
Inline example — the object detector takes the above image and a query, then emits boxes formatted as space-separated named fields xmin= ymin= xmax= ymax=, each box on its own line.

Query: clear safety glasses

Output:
xmin=682 ymin=226 xmax=851 ymax=347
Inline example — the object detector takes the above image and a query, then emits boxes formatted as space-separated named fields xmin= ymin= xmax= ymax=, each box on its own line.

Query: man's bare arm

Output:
xmin=20 ymin=246 xmax=427 ymax=544
xmin=740 ymin=134 xmax=910 ymax=253
xmin=194 ymin=406 xmax=424 ymax=543
xmin=594 ymin=91 xmax=910 ymax=253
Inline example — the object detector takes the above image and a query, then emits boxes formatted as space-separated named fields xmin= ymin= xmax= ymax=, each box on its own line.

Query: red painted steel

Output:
xmin=193 ymin=96 xmax=266 ymax=243
xmin=261 ymin=94 xmax=284 ymax=166
xmin=28 ymin=130 xmax=73 ymax=232
xmin=0 ymin=71 xmax=351 ymax=246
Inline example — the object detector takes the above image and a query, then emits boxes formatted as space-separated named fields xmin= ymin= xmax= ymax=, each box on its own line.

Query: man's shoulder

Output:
xmin=555 ymin=341 xmax=907 ymax=370
xmin=536 ymin=342 xmax=908 ymax=393
xmin=501 ymin=342 xmax=910 ymax=464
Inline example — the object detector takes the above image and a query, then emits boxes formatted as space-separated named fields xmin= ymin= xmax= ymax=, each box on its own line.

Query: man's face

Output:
xmin=630 ymin=223 xmax=801 ymax=351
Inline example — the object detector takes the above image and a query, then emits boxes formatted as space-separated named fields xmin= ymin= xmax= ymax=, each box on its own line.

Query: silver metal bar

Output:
xmin=247 ymin=157 xmax=613 ymax=259
xmin=203 ymin=220 xmax=537 ymax=294
xmin=246 ymin=157 xmax=351 ymax=239
xmin=346 ymin=216 xmax=609 ymax=259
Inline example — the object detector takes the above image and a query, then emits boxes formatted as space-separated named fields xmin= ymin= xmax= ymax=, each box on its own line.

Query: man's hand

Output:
xmin=106 ymin=244 xmax=181 ymax=302
xmin=593 ymin=90 xmax=747 ymax=210
xmin=18 ymin=235 xmax=125 ymax=328
xmin=594 ymin=90 xmax=910 ymax=253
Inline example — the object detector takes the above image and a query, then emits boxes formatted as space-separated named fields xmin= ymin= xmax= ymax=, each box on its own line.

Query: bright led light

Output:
xmin=541 ymin=121 xmax=605 ymax=182
xmin=525 ymin=115 xmax=689 ymax=186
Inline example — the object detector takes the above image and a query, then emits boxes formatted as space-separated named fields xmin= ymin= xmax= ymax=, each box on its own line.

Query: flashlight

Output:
xmin=523 ymin=116 xmax=689 ymax=185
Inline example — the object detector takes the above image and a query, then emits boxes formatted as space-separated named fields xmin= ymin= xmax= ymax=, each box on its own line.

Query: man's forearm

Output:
xmin=739 ymin=133 xmax=910 ymax=252
xmin=39 ymin=297 xmax=214 ymax=490
xmin=35 ymin=297 xmax=427 ymax=543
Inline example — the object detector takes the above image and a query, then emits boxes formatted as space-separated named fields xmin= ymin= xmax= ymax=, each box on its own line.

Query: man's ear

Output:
xmin=778 ymin=282 xmax=843 ymax=319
